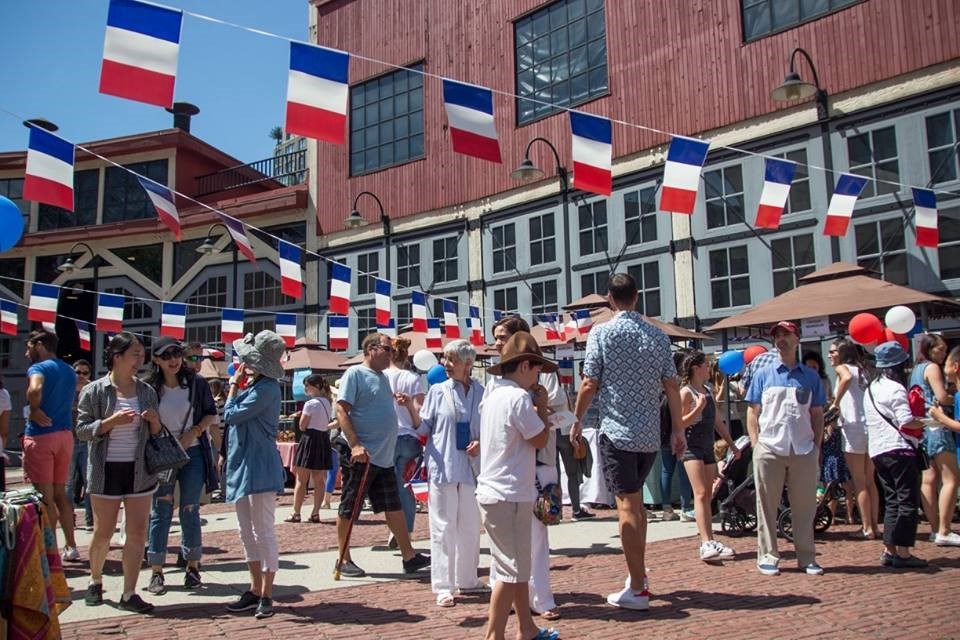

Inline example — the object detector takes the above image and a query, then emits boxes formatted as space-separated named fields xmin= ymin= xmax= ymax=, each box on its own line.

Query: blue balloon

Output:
xmin=227 ymin=363 xmax=236 ymax=376
xmin=718 ymin=350 xmax=745 ymax=376
xmin=426 ymin=364 xmax=448 ymax=386
xmin=0 ymin=196 xmax=24 ymax=253
xmin=906 ymin=319 xmax=923 ymax=338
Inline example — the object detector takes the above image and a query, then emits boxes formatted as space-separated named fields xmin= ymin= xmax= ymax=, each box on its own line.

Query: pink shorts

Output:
xmin=23 ymin=430 xmax=74 ymax=485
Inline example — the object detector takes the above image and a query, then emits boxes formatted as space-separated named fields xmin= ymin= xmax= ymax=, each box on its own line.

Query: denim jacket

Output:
xmin=223 ymin=377 xmax=285 ymax=502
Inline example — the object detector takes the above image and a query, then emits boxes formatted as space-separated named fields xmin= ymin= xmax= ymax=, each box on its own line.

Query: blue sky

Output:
xmin=0 ymin=0 xmax=309 ymax=163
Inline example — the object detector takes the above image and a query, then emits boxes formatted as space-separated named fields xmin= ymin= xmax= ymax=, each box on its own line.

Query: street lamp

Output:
xmin=511 ymin=137 xmax=572 ymax=305
xmin=346 ymin=191 xmax=391 ymax=282
xmin=59 ymin=241 xmax=104 ymax=372
xmin=196 ymin=222 xmax=239 ymax=308
xmin=770 ymin=47 xmax=829 ymax=121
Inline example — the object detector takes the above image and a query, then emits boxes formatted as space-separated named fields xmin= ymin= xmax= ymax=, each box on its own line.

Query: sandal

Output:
xmin=284 ymin=514 xmax=301 ymax=523
xmin=436 ymin=593 xmax=455 ymax=608
xmin=539 ymin=609 xmax=561 ymax=621
xmin=531 ymin=629 xmax=560 ymax=640
xmin=307 ymin=514 xmax=321 ymax=523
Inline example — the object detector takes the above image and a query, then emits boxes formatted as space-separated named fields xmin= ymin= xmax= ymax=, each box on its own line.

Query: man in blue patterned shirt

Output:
xmin=571 ymin=273 xmax=684 ymax=611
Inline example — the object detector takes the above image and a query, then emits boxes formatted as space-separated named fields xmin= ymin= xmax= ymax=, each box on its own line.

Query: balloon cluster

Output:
xmin=849 ymin=306 xmax=919 ymax=351
xmin=0 ymin=196 xmax=24 ymax=253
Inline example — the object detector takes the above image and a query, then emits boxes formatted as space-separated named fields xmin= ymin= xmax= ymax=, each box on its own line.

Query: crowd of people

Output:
xmin=3 ymin=271 xmax=959 ymax=640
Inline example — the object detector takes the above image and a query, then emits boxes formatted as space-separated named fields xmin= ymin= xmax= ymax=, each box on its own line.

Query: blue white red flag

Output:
xmin=137 ymin=177 xmax=180 ymax=239
xmin=411 ymin=291 xmax=428 ymax=333
xmin=160 ymin=301 xmax=186 ymax=339
xmin=276 ymin=313 xmax=297 ymax=348
xmin=99 ymin=0 xmax=182 ymax=107
xmin=24 ymin=126 xmax=74 ymax=211
xmin=96 ymin=293 xmax=125 ymax=333
xmin=426 ymin=318 xmax=442 ymax=349
xmin=912 ymin=188 xmax=939 ymax=248
xmin=575 ymin=309 xmax=593 ymax=335
xmin=442 ymin=299 xmax=460 ymax=338
xmin=216 ymin=213 xmax=257 ymax=264
xmin=539 ymin=314 xmax=562 ymax=341
xmin=285 ymin=42 xmax=349 ymax=144
xmin=823 ymin=174 xmax=868 ymax=237
xmin=570 ymin=111 xmax=612 ymax=196
xmin=377 ymin=318 xmax=397 ymax=339
xmin=221 ymin=308 xmax=244 ymax=345
xmin=442 ymin=79 xmax=501 ymax=163
xmin=493 ymin=310 xmax=505 ymax=322
xmin=468 ymin=306 xmax=483 ymax=347
xmin=328 ymin=315 xmax=349 ymax=351
xmin=1 ymin=299 xmax=17 ymax=336
xmin=375 ymin=278 xmax=392 ymax=326
xmin=329 ymin=262 xmax=351 ymax=315
xmin=558 ymin=357 xmax=574 ymax=385
xmin=278 ymin=240 xmax=303 ymax=299
xmin=754 ymin=158 xmax=796 ymax=230
xmin=28 ymin=284 xmax=58 ymax=324
xmin=660 ymin=135 xmax=710 ymax=214
xmin=76 ymin=321 xmax=91 ymax=351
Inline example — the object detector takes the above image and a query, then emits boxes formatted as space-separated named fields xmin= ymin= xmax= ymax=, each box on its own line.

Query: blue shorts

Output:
xmin=924 ymin=428 xmax=956 ymax=458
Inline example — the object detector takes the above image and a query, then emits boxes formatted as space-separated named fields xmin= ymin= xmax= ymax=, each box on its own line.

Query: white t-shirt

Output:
xmin=476 ymin=378 xmax=546 ymax=504
xmin=837 ymin=365 xmax=867 ymax=427
xmin=864 ymin=377 xmax=918 ymax=458
xmin=302 ymin=397 xmax=333 ymax=431
xmin=0 ymin=388 xmax=10 ymax=413
xmin=158 ymin=384 xmax=197 ymax=447
xmin=384 ymin=367 xmax=423 ymax=439
xmin=106 ymin=395 xmax=141 ymax=462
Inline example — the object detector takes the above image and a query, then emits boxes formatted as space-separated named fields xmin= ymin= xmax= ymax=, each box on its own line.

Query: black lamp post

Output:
xmin=511 ymin=137 xmax=572 ymax=305
xmin=770 ymin=47 xmax=829 ymax=121
xmin=196 ymin=222 xmax=239 ymax=308
xmin=346 ymin=191 xmax=391 ymax=283
xmin=58 ymin=241 xmax=105 ymax=372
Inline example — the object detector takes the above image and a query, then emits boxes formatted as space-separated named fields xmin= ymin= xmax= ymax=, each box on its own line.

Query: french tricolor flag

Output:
xmin=912 ymin=187 xmax=939 ymax=248
xmin=754 ymin=157 xmax=797 ymax=230
xmin=276 ymin=313 xmax=297 ymax=348
xmin=221 ymin=308 xmax=244 ymax=345
xmin=375 ymin=278 xmax=392 ymax=325
xmin=278 ymin=240 xmax=303 ymax=299
xmin=138 ymin=177 xmax=180 ymax=239
xmin=329 ymin=262 xmax=351 ymax=316
xmin=468 ymin=306 xmax=483 ymax=347
xmin=541 ymin=314 xmax=562 ymax=341
xmin=660 ymin=135 xmax=710 ymax=215
xmin=160 ymin=301 xmax=186 ymax=339
xmin=24 ymin=127 xmax=75 ymax=211
xmin=558 ymin=357 xmax=574 ymax=385
xmin=217 ymin=213 xmax=257 ymax=264
xmin=96 ymin=293 xmax=125 ymax=333
xmin=426 ymin=318 xmax=442 ymax=349
xmin=76 ymin=321 xmax=91 ymax=351
xmin=285 ymin=42 xmax=349 ymax=145
xmin=570 ymin=111 xmax=612 ymax=196
xmin=1 ymin=299 xmax=17 ymax=336
xmin=411 ymin=290 xmax=428 ymax=333
xmin=99 ymin=0 xmax=182 ymax=108
xmin=28 ymin=284 xmax=59 ymax=324
xmin=442 ymin=299 xmax=460 ymax=338
xmin=575 ymin=309 xmax=593 ymax=335
xmin=328 ymin=315 xmax=349 ymax=351
xmin=378 ymin=318 xmax=397 ymax=339
xmin=493 ymin=310 xmax=506 ymax=322
xmin=823 ymin=174 xmax=868 ymax=237
xmin=441 ymin=78 xmax=501 ymax=163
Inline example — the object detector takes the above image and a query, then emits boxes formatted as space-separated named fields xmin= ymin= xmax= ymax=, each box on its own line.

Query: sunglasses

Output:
xmin=75 ymin=369 xmax=91 ymax=376
xmin=184 ymin=355 xmax=203 ymax=362
xmin=157 ymin=350 xmax=184 ymax=361
xmin=374 ymin=344 xmax=395 ymax=353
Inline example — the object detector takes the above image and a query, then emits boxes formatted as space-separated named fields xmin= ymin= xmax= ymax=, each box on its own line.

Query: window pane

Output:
xmin=743 ymin=4 xmax=770 ymax=40
xmin=848 ymin=133 xmax=871 ymax=166
xmin=793 ymin=234 xmax=815 ymax=265
xmin=880 ymin=219 xmax=905 ymax=251
xmin=709 ymin=250 xmax=728 ymax=278
xmin=855 ymin=223 xmax=878 ymax=256
xmin=771 ymin=238 xmax=791 ymax=269
xmin=926 ymin=112 xmax=953 ymax=148
xmin=711 ymin=280 xmax=730 ymax=308
xmin=872 ymin=127 xmax=897 ymax=161
xmin=884 ymin=253 xmax=908 ymax=285
xmin=350 ymin=65 xmax=424 ymax=175
xmin=706 ymin=201 xmax=726 ymax=229
xmin=773 ymin=270 xmax=794 ymax=295
xmin=729 ymin=247 xmax=749 ymax=274
xmin=731 ymin=276 xmax=751 ymax=306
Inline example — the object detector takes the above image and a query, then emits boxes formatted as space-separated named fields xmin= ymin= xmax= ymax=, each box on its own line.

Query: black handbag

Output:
xmin=144 ymin=384 xmax=192 ymax=476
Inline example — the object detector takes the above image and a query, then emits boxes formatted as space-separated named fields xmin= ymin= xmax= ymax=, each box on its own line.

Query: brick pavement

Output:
xmin=61 ymin=523 xmax=960 ymax=639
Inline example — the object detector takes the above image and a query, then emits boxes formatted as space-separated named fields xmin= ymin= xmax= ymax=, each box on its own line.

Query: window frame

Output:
xmin=623 ymin=186 xmax=658 ymax=246
xmin=493 ymin=286 xmax=518 ymax=315
xmin=491 ymin=223 xmax=517 ymax=274
xmin=530 ymin=279 xmax=558 ymax=316
xmin=357 ymin=251 xmax=380 ymax=296
xmin=102 ymin=159 xmax=169 ymax=224
xmin=704 ymin=164 xmax=746 ymax=230
xmin=844 ymin=124 xmax=900 ymax=200
xmin=708 ymin=246 xmax=751 ymax=310
xmin=626 ymin=261 xmax=661 ymax=318
xmin=395 ymin=244 xmax=420 ymax=290
xmin=770 ymin=233 xmax=817 ymax=296
xmin=925 ymin=107 xmax=960 ymax=186
xmin=854 ymin=218 xmax=908 ymax=285
xmin=432 ymin=236 xmax=459 ymax=284
xmin=577 ymin=200 xmax=608 ymax=257
xmin=529 ymin=213 xmax=556 ymax=266
xmin=741 ymin=0 xmax=863 ymax=42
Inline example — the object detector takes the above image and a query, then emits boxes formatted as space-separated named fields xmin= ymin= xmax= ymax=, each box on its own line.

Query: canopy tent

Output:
xmin=562 ymin=293 xmax=609 ymax=311
xmin=529 ymin=306 xmax=711 ymax=347
xmin=199 ymin=358 xmax=229 ymax=380
xmin=282 ymin=338 xmax=348 ymax=372
xmin=338 ymin=331 xmax=498 ymax=368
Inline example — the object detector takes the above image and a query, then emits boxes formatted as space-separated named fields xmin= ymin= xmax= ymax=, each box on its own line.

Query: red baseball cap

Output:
xmin=769 ymin=321 xmax=800 ymax=337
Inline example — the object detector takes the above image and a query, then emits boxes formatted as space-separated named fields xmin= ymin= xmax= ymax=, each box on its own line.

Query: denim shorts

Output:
xmin=924 ymin=427 xmax=957 ymax=458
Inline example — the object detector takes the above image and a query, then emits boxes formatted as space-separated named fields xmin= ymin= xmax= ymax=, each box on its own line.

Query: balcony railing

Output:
xmin=195 ymin=149 xmax=307 ymax=196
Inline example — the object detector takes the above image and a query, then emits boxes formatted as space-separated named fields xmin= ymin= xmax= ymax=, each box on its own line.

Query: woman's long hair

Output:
xmin=304 ymin=373 xmax=332 ymax=401
xmin=679 ymin=351 xmax=706 ymax=387
xmin=145 ymin=357 xmax=192 ymax=399
xmin=104 ymin=332 xmax=142 ymax=372
xmin=832 ymin=338 xmax=867 ymax=390
xmin=391 ymin=337 xmax=412 ymax=368
xmin=916 ymin=333 xmax=946 ymax=364
xmin=872 ymin=361 xmax=909 ymax=389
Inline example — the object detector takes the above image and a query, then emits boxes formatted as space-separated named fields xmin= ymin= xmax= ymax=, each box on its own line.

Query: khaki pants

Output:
xmin=753 ymin=442 xmax=819 ymax=567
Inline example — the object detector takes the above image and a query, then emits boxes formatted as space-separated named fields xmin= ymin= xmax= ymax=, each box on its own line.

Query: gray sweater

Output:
xmin=77 ymin=375 xmax=160 ymax=495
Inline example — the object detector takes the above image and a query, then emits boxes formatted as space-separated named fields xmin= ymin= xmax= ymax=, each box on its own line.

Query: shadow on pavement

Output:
xmin=282 ymin=600 xmax=427 ymax=626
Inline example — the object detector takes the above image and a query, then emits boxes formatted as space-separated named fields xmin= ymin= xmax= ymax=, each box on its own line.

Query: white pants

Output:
xmin=429 ymin=481 xmax=482 ymax=595
xmin=235 ymin=492 xmax=279 ymax=573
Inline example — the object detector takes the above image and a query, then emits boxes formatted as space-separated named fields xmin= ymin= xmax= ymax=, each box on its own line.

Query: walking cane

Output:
xmin=333 ymin=460 xmax=371 ymax=580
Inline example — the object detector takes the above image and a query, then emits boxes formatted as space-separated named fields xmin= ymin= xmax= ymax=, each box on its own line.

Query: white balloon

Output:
xmin=412 ymin=349 xmax=438 ymax=372
xmin=884 ymin=306 xmax=916 ymax=335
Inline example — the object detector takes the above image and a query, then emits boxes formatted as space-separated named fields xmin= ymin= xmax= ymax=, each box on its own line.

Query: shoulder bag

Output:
xmin=866 ymin=383 xmax=929 ymax=470
xmin=144 ymin=384 xmax=192 ymax=477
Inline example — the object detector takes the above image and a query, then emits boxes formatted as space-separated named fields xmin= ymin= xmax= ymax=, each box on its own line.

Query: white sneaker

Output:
xmin=607 ymin=585 xmax=650 ymax=610
xmin=623 ymin=573 xmax=650 ymax=592
xmin=661 ymin=509 xmax=678 ymax=521
xmin=713 ymin=540 xmax=735 ymax=559
xmin=929 ymin=532 xmax=937 ymax=542
xmin=680 ymin=510 xmax=696 ymax=522
xmin=61 ymin=546 xmax=80 ymax=562
xmin=699 ymin=541 xmax=721 ymax=561
xmin=935 ymin=532 xmax=960 ymax=547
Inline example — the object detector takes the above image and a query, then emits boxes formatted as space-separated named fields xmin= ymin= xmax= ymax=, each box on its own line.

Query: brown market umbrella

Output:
xmin=282 ymin=346 xmax=348 ymax=371
xmin=530 ymin=307 xmax=710 ymax=347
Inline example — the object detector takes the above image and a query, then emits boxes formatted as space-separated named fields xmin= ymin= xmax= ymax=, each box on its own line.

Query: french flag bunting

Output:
xmin=328 ymin=315 xmax=349 ymax=351
xmin=493 ymin=310 xmax=505 ymax=322
xmin=377 ymin=318 xmax=397 ymax=339
xmin=441 ymin=78 xmax=502 ymax=163
xmin=912 ymin=187 xmax=939 ymax=248
xmin=468 ymin=306 xmax=484 ymax=346
xmin=285 ymin=42 xmax=349 ymax=145
xmin=375 ymin=278 xmax=392 ymax=326
xmin=754 ymin=157 xmax=797 ymax=229
xmin=138 ymin=177 xmax=180 ymax=239
xmin=160 ymin=301 xmax=186 ymax=339
xmin=558 ymin=357 xmax=574 ymax=385
xmin=76 ymin=321 xmax=91 ymax=351
xmin=823 ymin=174 xmax=868 ymax=237
xmin=99 ymin=0 xmax=182 ymax=107
xmin=216 ymin=213 xmax=257 ymax=264
xmin=28 ymin=284 xmax=59 ymax=323
xmin=570 ymin=111 xmax=612 ymax=196
xmin=540 ymin=314 xmax=562 ymax=341
xmin=411 ymin=290 xmax=428 ymax=333
xmin=660 ymin=135 xmax=710 ymax=215
xmin=278 ymin=240 xmax=303 ymax=299
xmin=575 ymin=309 xmax=593 ymax=335
xmin=276 ymin=313 xmax=297 ymax=348
xmin=221 ymin=308 xmax=244 ymax=345
xmin=442 ymin=299 xmax=460 ymax=338
xmin=329 ymin=262 xmax=351 ymax=315
xmin=96 ymin=293 xmax=125 ymax=333
xmin=0 ymin=299 xmax=17 ymax=336
xmin=24 ymin=126 xmax=75 ymax=211
xmin=426 ymin=318 xmax=442 ymax=349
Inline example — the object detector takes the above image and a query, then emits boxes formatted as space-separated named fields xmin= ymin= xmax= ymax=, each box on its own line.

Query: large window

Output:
xmin=493 ymin=287 xmax=518 ymax=315
xmin=855 ymin=219 xmax=907 ymax=285
xmin=939 ymin=206 xmax=960 ymax=280
xmin=112 ymin=244 xmax=163 ymax=286
xmin=104 ymin=286 xmax=153 ymax=320
xmin=38 ymin=169 xmax=98 ymax=230
xmin=624 ymin=187 xmax=657 ymax=245
xmin=705 ymin=165 xmax=745 ymax=229
xmin=530 ymin=280 xmax=558 ymax=316
xmin=244 ymin=271 xmax=287 ymax=309
xmin=847 ymin=126 xmax=899 ymax=199
xmin=776 ymin=149 xmax=811 ymax=214
xmin=578 ymin=200 xmax=607 ymax=256
xmin=926 ymin=108 xmax=960 ymax=185
xmin=515 ymin=0 xmax=608 ymax=124
xmin=529 ymin=214 xmax=556 ymax=265
xmin=742 ymin=0 xmax=861 ymax=41
xmin=627 ymin=262 xmax=661 ymax=317
xmin=771 ymin=234 xmax=816 ymax=295
xmin=580 ymin=269 xmax=609 ymax=296
xmin=432 ymin=237 xmax=458 ymax=284
xmin=184 ymin=323 xmax=221 ymax=347
xmin=0 ymin=178 xmax=29 ymax=233
xmin=350 ymin=64 xmax=424 ymax=176
xmin=357 ymin=251 xmax=379 ymax=295
xmin=709 ymin=247 xmax=750 ymax=309
xmin=102 ymin=160 xmax=168 ymax=224
xmin=188 ymin=276 xmax=227 ymax=311
xmin=396 ymin=302 xmax=412 ymax=329
xmin=173 ymin=239 xmax=204 ymax=283
xmin=356 ymin=307 xmax=377 ymax=343
xmin=491 ymin=223 xmax=516 ymax=274
xmin=396 ymin=244 xmax=420 ymax=289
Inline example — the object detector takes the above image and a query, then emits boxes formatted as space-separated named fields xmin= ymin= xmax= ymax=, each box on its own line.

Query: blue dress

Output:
xmin=820 ymin=427 xmax=851 ymax=484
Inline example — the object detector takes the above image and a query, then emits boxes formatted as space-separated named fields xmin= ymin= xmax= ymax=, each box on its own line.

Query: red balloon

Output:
xmin=744 ymin=345 xmax=767 ymax=365
xmin=849 ymin=313 xmax=884 ymax=345
xmin=883 ymin=327 xmax=909 ymax=350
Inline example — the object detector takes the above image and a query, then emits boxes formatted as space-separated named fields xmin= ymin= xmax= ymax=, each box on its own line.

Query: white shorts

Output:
xmin=841 ymin=422 xmax=868 ymax=455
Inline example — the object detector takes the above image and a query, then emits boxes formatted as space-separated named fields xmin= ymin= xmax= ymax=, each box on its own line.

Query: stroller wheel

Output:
xmin=744 ymin=510 xmax=758 ymax=532
xmin=721 ymin=507 xmax=747 ymax=537
xmin=777 ymin=508 xmax=794 ymax=542
xmin=814 ymin=503 xmax=833 ymax=533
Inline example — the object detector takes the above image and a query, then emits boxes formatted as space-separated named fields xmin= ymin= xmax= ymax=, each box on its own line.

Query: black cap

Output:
xmin=152 ymin=335 xmax=183 ymax=357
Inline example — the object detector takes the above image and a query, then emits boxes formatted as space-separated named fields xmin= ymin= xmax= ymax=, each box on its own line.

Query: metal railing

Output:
xmin=195 ymin=149 xmax=307 ymax=196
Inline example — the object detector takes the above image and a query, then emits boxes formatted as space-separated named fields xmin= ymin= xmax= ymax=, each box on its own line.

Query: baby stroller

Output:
xmin=776 ymin=479 xmax=836 ymax=541
xmin=714 ymin=436 xmax=758 ymax=537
